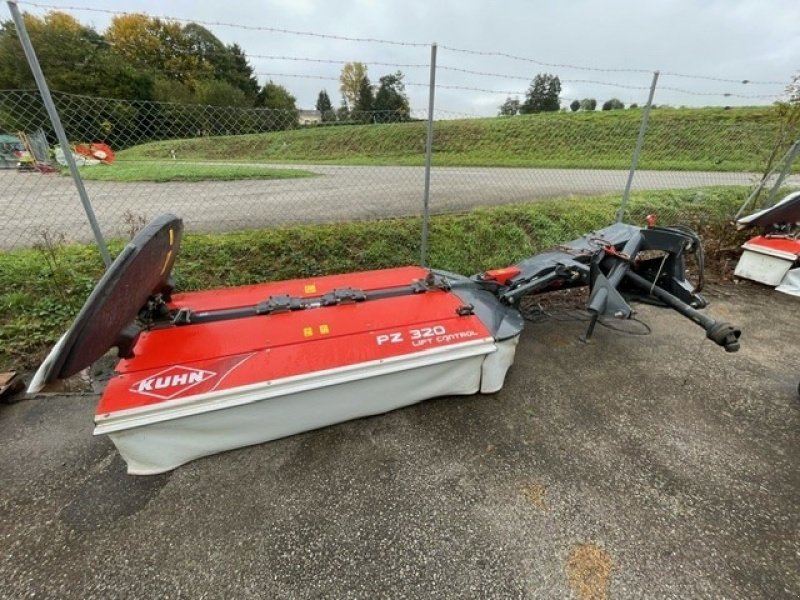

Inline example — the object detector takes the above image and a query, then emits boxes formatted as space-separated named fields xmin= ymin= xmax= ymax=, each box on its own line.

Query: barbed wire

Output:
xmin=439 ymin=45 xmax=652 ymax=75
xmin=659 ymin=87 xmax=782 ymax=100
xmin=79 ymin=37 xmax=433 ymax=70
xmin=0 ymin=87 xmax=304 ymax=113
xmin=252 ymin=72 xmax=783 ymax=102
xmin=15 ymin=1 xmax=430 ymax=47
xmin=660 ymin=71 xmax=785 ymax=85
xmin=17 ymin=33 xmax=788 ymax=98
xmin=21 ymin=52 xmax=788 ymax=105
xmin=434 ymin=108 xmax=485 ymax=118
xmin=438 ymin=67 xmax=663 ymax=92
xmin=247 ymin=55 xmax=428 ymax=69
xmin=16 ymin=1 xmax=791 ymax=88
xmin=439 ymin=46 xmax=787 ymax=86
xmin=256 ymin=72 xmax=341 ymax=83
xmin=252 ymin=74 xmax=526 ymax=98
xmin=12 ymin=46 xmax=785 ymax=105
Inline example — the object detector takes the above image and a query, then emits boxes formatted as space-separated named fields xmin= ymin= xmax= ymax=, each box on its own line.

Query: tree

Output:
xmin=0 ymin=11 xmax=157 ymax=105
xmin=336 ymin=97 xmax=350 ymax=122
xmin=354 ymin=75 xmax=374 ymax=122
xmin=225 ymin=44 xmax=259 ymax=101
xmin=0 ymin=12 xmax=89 ymax=92
xmin=579 ymin=98 xmax=597 ymax=111
xmin=106 ymin=14 xmax=208 ymax=84
xmin=570 ymin=99 xmax=580 ymax=112
xmin=498 ymin=96 xmax=520 ymax=116
xmin=0 ymin=10 xmax=263 ymax=109
xmin=0 ymin=12 xmax=152 ymax=99
xmin=602 ymin=98 xmax=625 ymax=111
xmin=256 ymin=81 xmax=297 ymax=109
xmin=256 ymin=81 xmax=298 ymax=126
xmin=372 ymin=72 xmax=410 ymax=122
xmin=339 ymin=62 xmax=367 ymax=109
xmin=194 ymin=79 xmax=248 ymax=107
xmin=182 ymin=24 xmax=258 ymax=102
xmin=91 ymin=51 xmax=155 ymax=100
xmin=153 ymin=77 xmax=195 ymax=103
xmin=520 ymin=73 xmax=561 ymax=114
xmin=316 ymin=89 xmax=335 ymax=121
xmin=629 ymin=103 xmax=639 ymax=109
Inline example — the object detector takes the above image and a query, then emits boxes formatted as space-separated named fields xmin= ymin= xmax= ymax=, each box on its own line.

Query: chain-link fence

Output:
xmin=0 ymin=89 xmax=436 ymax=250
xmin=3 ymin=1 xmax=800 ymax=372
xmin=3 ymin=88 xmax=798 ymax=253
xmin=1 ymin=0 xmax=799 ymax=268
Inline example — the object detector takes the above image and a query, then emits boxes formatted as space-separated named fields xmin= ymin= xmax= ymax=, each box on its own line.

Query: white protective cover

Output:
xmin=734 ymin=248 xmax=794 ymax=286
xmin=99 ymin=336 xmax=519 ymax=475
xmin=776 ymin=268 xmax=800 ymax=297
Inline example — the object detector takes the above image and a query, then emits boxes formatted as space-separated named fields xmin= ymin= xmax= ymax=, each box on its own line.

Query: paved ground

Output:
xmin=3 ymin=165 xmax=792 ymax=248
xmin=1 ymin=281 xmax=798 ymax=599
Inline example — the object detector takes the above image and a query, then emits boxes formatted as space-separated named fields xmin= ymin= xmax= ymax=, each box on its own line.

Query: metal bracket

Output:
xmin=320 ymin=288 xmax=367 ymax=306
xmin=256 ymin=294 xmax=305 ymax=314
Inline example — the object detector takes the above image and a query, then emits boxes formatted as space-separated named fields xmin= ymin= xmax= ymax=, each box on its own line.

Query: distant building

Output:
xmin=298 ymin=110 xmax=322 ymax=125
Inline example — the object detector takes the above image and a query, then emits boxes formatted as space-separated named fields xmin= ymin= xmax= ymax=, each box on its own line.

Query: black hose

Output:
xmin=661 ymin=224 xmax=705 ymax=292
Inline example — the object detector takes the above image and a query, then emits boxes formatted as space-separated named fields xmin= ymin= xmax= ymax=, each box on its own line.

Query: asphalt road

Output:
xmin=1 ymin=281 xmax=798 ymax=598
xmin=2 ymin=165 xmax=790 ymax=248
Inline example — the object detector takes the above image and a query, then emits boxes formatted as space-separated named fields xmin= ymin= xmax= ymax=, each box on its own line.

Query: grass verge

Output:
xmin=0 ymin=186 xmax=749 ymax=370
xmin=72 ymin=161 xmax=315 ymax=182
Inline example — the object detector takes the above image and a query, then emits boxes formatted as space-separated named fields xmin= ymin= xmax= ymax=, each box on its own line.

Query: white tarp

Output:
xmin=776 ymin=267 xmax=800 ymax=297
xmin=54 ymin=145 xmax=100 ymax=167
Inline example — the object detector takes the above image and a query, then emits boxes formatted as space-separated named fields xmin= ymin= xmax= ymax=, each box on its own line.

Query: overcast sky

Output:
xmin=11 ymin=0 xmax=800 ymax=115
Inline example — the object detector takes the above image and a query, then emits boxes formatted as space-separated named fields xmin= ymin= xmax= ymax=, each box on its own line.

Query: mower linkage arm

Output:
xmin=474 ymin=222 xmax=741 ymax=352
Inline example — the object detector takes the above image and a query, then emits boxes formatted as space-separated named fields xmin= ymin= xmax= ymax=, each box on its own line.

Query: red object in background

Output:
xmin=481 ymin=267 xmax=521 ymax=285
xmin=74 ymin=142 xmax=115 ymax=164
xmin=743 ymin=235 xmax=800 ymax=259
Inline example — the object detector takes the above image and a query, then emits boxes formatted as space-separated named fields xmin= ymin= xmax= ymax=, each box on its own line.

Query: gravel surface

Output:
xmin=1 ymin=281 xmax=798 ymax=599
xmin=5 ymin=166 xmax=794 ymax=248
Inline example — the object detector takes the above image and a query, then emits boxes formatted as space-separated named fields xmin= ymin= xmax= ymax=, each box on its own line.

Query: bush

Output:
xmin=602 ymin=98 xmax=625 ymax=111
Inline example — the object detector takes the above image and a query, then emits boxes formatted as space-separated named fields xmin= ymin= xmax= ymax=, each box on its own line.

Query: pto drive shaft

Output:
xmin=624 ymin=270 xmax=741 ymax=352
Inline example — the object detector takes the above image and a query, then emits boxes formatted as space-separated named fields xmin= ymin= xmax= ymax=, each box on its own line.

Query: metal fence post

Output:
xmin=616 ymin=70 xmax=659 ymax=223
xmin=736 ymin=137 xmax=800 ymax=220
xmin=7 ymin=0 xmax=112 ymax=266
xmin=765 ymin=138 xmax=800 ymax=207
xmin=420 ymin=42 xmax=437 ymax=267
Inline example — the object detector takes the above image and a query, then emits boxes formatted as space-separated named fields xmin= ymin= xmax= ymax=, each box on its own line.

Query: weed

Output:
xmin=121 ymin=211 xmax=149 ymax=240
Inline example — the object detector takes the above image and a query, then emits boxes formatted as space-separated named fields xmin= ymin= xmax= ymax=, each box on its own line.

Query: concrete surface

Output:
xmin=1 ymin=281 xmax=798 ymax=599
xmin=4 ymin=165 xmax=795 ymax=248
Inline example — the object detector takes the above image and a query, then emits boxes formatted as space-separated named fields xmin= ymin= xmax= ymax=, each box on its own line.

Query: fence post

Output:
xmin=735 ymin=138 xmax=800 ymax=220
xmin=7 ymin=0 xmax=111 ymax=266
xmin=616 ymin=70 xmax=659 ymax=223
xmin=765 ymin=138 xmax=800 ymax=207
xmin=420 ymin=42 xmax=437 ymax=267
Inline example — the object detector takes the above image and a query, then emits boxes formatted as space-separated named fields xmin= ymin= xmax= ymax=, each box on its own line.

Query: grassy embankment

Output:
xmin=0 ymin=186 xmax=749 ymax=370
xmin=72 ymin=162 xmax=314 ymax=182
xmin=118 ymin=107 xmax=795 ymax=172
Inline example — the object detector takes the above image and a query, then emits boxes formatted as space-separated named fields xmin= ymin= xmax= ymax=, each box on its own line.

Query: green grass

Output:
xmin=72 ymin=161 xmax=315 ymax=182
xmin=118 ymin=107 xmax=799 ymax=172
xmin=0 ymin=186 xmax=749 ymax=371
